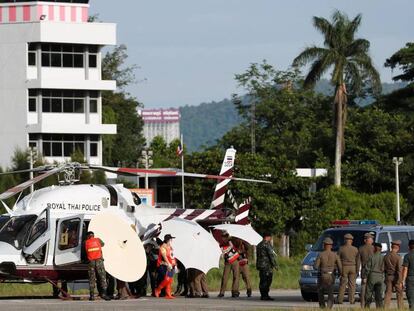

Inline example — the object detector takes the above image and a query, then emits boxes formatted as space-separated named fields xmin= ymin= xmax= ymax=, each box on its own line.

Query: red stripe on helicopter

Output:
xmin=237 ymin=203 xmax=250 ymax=214
xmin=184 ymin=209 xmax=205 ymax=220
xmin=163 ymin=209 xmax=185 ymax=221
xmin=212 ymin=185 xmax=227 ymax=201
xmin=118 ymin=168 xmax=177 ymax=176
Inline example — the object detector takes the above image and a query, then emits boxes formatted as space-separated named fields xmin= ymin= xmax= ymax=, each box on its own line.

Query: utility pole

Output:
xmin=393 ymin=157 xmax=403 ymax=225
xmin=28 ymin=147 xmax=37 ymax=193
xmin=141 ymin=150 xmax=153 ymax=189
xmin=180 ymin=134 xmax=185 ymax=209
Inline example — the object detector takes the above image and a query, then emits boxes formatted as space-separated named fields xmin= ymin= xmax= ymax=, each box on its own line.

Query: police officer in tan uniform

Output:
xmin=337 ymin=233 xmax=360 ymax=304
xmin=365 ymin=242 xmax=384 ymax=308
xmin=359 ymin=232 xmax=375 ymax=307
xmin=314 ymin=237 xmax=342 ymax=309
xmin=383 ymin=240 xmax=404 ymax=309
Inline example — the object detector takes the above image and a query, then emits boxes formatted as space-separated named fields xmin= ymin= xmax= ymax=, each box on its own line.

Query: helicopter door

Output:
xmin=54 ymin=215 xmax=84 ymax=266
xmin=23 ymin=208 xmax=51 ymax=256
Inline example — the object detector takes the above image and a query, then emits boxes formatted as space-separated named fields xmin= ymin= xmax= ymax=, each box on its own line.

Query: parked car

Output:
xmin=299 ymin=220 xmax=414 ymax=302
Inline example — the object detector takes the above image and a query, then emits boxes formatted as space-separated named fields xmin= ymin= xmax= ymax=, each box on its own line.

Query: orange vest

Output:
xmin=85 ymin=237 xmax=103 ymax=261
xmin=157 ymin=244 xmax=176 ymax=267
xmin=221 ymin=243 xmax=240 ymax=264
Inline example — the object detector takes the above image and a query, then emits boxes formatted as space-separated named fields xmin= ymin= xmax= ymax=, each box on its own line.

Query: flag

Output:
xmin=176 ymin=142 xmax=183 ymax=157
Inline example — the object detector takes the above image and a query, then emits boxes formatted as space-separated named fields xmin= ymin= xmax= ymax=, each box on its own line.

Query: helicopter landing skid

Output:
xmin=44 ymin=277 xmax=72 ymax=300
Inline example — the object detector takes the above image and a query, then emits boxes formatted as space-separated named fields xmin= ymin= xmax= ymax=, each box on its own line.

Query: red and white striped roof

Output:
xmin=0 ymin=1 xmax=89 ymax=24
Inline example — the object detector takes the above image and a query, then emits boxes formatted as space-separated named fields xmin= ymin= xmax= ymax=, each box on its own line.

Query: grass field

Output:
xmin=0 ymin=257 xmax=301 ymax=296
xmin=206 ymin=256 xmax=301 ymax=291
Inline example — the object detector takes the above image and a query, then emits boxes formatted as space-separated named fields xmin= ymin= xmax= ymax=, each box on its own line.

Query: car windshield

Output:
xmin=312 ymin=229 xmax=376 ymax=252
xmin=0 ymin=215 xmax=37 ymax=250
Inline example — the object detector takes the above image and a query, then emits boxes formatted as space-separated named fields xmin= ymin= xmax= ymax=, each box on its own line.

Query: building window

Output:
xmin=39 ymin=134 xmax=99 ymax=157
xmin=89 ymin=54 xmax=97 ymax=68
xmin=90 ymin=143 xmax=98 ymax=157
xmin=90 ymin=99 xmax=98 ymax=113
xmin=28 ymin=43 xmax=36 ymax=66
xmin=40 ymin=43 xmax=85 ymax=68
xmin=41 ymin=90 xmax=86 ymax=113
xmin=34 ymin=89 xmax=99 ymax=114
xmin=28 ymin=90 xmax=37 ymax=112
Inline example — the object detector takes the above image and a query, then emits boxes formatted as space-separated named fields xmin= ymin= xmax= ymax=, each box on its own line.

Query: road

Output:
xmin=0 ymin=290 xmax=402 ymax=310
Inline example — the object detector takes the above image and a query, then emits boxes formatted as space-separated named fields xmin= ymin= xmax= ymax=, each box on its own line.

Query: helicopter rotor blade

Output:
xmin=0 ymin=166 xmax=55 ymax=176
xmin=89 ymin=166 xmax=271 ymax=184
xmin=87 ymin=165 xmax=144 ymax=177
xmin=0 ymin=167 xmax=63 ymax=201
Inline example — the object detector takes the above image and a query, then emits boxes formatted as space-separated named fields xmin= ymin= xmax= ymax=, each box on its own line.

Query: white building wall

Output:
xmin=0 ymin=40 xmax=30 ymax=168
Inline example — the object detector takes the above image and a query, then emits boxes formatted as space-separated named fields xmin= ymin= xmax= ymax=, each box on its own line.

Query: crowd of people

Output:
xmin=315 ymin=232 xmax=414 ymax=309
xmin=83 ymin=230 xmax=278 ymax=301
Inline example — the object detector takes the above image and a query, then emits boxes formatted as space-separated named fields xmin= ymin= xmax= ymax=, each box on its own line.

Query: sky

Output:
xmin=90 ymin=0 xmax=414 ymax=109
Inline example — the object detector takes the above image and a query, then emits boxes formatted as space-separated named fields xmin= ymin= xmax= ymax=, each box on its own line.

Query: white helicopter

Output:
xmin=0 ymin=147 xmax=269 ymax=290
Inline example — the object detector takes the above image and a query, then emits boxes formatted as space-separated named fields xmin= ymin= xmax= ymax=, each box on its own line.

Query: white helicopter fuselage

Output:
xmin=0 ymin=183 xmax=229 ymax=283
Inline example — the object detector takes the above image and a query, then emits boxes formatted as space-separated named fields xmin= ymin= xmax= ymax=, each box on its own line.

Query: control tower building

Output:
xmin=0 ymin=0 xmax=117 ymax=167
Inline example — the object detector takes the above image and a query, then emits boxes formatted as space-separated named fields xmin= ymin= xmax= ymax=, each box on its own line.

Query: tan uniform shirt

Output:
xmin=359 ymin=244 xmax=374 ymax=278
xmin=314 ymin=250 xmax=342 ymax=275
xmin=338 ymin=244 xmax=360 ymax=271
xmin=383 ymin=251 xmax=402 ymax=281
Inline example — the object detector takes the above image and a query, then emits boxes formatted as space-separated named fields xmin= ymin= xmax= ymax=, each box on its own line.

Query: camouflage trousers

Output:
xmin=88 ymin=259 xmax=107 ymax=296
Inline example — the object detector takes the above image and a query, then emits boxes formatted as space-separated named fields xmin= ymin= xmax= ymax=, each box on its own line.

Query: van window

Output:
xmin=390 ymin=232 xmax=409 ymax=253
xmin=312 ymin=230 xmax=374 ymax=252
xmin=378 ymin=232 xmax=390 ymax=245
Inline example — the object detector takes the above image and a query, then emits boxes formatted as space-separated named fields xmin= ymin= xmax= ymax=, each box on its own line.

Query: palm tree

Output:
xmin=293 ymin=10 xmax=381 ymax=187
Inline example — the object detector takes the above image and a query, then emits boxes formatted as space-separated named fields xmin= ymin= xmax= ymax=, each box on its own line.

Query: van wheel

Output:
xmin=301 ymin=290 xmax=318 ymax=302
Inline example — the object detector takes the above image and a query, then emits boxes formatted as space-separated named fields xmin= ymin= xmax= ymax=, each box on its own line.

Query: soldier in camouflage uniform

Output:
xmin=402 ymin=240 xmax=414 ymax=310
xmin=256 ymin=232 xmax=277 ymax=301
xmin=314 ymin=237 xmax=342 ymax=309
xmin=85 ymin=231 xmax=111 ymax=301
xmin=365 ymin=242 xmax=384 ymax=309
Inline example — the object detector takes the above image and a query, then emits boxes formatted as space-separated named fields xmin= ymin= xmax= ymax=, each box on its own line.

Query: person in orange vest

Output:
xmin=85 ymin=231 xmax=111 ymax=301
xmin=155 ymin=234 xmax=177 ymax=299
xmin=218 ymin=232 xmax=240 ymax=298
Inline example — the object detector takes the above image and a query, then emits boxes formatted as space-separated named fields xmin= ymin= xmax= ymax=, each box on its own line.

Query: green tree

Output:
xmin=379 ymin=43 xmax=414 ymax=113
xmin=225 ymin=65 xmax=333 ymax=169
xmin=292 ymin=10 xmax=381 ymax=187
xmin=101 ymin=45 xmax=145 ymax=166
xmin=385 ymin=42 xmax=414 ymax=82
xmin=103 ymin=92 xmax=145 ymax=166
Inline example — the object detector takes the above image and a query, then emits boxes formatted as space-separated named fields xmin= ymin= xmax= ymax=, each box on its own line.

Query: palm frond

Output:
xmin=347 ymin=13 xmax=362 ymax=39
xmin=345 ymin=39 xmax=370 ymax=57
xmin=303 ymin=52 xmax=335 ymax=88
xmin=351 ymin=54 xmax=382 ymax=94
xmin=313 ymin=16 xmax=333 ymax=46
xmin=292 ymin=46 xmax=329 ymax=67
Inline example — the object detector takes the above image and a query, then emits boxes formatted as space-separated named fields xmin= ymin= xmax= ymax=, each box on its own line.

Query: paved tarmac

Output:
xmin=0 ymin=290 xmax=403 ymax=310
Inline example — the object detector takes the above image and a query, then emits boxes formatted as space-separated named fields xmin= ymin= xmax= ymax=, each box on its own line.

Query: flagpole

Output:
xmin=181 ymin=134 xmax=185 ymax=209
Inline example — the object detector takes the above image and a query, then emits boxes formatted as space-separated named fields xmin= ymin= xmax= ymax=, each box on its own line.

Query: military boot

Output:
xmin=100 ymin=290 xmax=112 ymax=301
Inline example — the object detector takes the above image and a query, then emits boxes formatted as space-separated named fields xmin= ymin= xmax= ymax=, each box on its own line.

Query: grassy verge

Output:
xmin=0 ymin=257 xmax=301 ymax=296
xmin=206 ymin=256 xmax=301 ymax=291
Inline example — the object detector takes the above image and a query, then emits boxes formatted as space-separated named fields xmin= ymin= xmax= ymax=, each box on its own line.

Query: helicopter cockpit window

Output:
xmin=0 ymin=215 xmax=37 ymax=250
xmin=0 ymin=216 xmax=11 ymax=231
xmin=26 ymin=215 xmax=48 ymax=247
xmin=58 ymin=218 xmax=80 ymax=250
